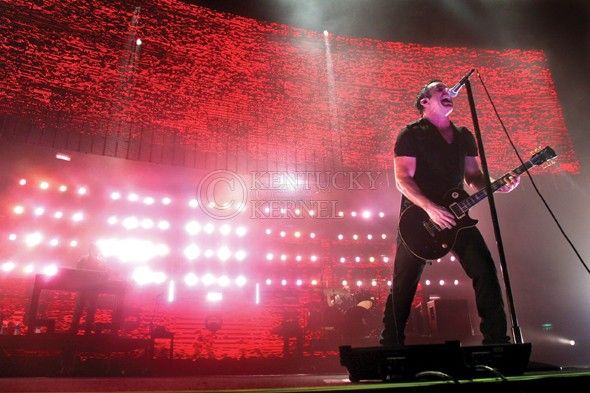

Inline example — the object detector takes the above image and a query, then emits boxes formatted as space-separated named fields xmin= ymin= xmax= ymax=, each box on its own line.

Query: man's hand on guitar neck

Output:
xmin=497 ymin=172 xmax=520 ymax=193
xmin=424 ymin=202 xmax=456 ymax=229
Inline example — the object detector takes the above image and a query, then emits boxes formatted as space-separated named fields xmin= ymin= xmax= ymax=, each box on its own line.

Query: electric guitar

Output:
xmin=398 ymin=146 xmax=557 ymax=260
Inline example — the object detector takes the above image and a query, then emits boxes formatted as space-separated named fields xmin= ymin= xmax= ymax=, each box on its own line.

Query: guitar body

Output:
xmin=399 ymin=188 xmax=478 ymax=260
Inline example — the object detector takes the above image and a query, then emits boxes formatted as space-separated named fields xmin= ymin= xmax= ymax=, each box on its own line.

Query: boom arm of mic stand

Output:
xmin=464 ymin=79 xmax=524 ymax=345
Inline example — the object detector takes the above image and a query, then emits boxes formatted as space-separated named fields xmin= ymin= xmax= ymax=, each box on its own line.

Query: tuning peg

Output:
xmin=541 ymin=159 xmax=556 ymax=169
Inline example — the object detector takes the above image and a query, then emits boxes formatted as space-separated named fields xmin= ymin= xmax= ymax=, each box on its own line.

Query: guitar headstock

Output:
xmin=530 ymin=146 xmax=557 ymax=168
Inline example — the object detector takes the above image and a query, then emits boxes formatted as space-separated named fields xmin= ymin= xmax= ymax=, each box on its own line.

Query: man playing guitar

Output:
xmin=380 ymin=80 xmax=520 ymax=347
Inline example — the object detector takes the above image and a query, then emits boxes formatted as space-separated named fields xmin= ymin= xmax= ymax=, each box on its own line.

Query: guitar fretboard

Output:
xmin=455 ymin=160 xmax=534 ymax=213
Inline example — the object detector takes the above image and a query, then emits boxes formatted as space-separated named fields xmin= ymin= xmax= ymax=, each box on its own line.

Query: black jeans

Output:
xmin=381 ymin=226 xmax=509 ymax=345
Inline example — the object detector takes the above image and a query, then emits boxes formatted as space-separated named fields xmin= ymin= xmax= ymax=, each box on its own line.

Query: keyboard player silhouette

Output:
xmin=71 ymin=244 xmax=114 ymax=335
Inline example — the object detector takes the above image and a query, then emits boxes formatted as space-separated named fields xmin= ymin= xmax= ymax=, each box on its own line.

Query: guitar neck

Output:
xmin=463 ymin=160 xmax=533 ymax=209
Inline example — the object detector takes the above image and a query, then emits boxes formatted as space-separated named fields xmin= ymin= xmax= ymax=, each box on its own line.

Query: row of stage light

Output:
xmin=15 ymin=178 xmax=390 ymax=220
xmin=0 ymin=261 xmax=464 ymax=290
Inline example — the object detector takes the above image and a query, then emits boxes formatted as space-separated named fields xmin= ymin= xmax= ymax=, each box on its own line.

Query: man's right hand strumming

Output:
xmin=424 ymin=203 xmax=456 ymax=229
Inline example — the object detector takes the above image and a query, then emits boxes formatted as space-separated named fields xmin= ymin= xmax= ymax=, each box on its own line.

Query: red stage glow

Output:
xmin=0 ymin=0 xmax=581 ymax=363
xmin=0 ymin=0 xmax=579 ymax=173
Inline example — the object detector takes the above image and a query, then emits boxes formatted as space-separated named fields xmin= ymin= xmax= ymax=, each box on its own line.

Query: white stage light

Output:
xmin=42 ymin=264 xmax=58 ymax=276
xmin=207 ymin=292 xmax=223 ymax=302
xmin=167 ymin=280 xmax=175 ymax=302
xmin=157 ymin=220 xmax=170 ymax=230
xmin=235 ymin=250 xmax=247 ymax=261
xmin=1 ymin=261 xmax=15 ymax=272
xmin=25 ymin=232 xmax=43 ymax=248
xmin=203 ymin=223 xmax=215 ymax=234
xmin=185 ymin=221 xmax=201 ymax=235
xmin=202 ymin=273 xmax=216 ymax=286
xmin=217 ymin=246 xmax=232 ymax=262
xmin=218 ymin=275 xmax=230 ymax=287
xmin=122 ymin=216 xmax=139 ymax=230
xmin=184 ymin=244 xmax=201 ymax=260
xmin=140 ymin=218 xmax=154 ymax=229
xmin=219 ymin=224 xmax=231 ymax=236
xmin=184 ymin=273 xmax=199 ymax=287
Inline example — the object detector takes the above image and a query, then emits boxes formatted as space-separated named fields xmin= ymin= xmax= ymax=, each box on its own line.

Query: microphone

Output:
xmin=448 ymin=68 xmax=475 ymax=98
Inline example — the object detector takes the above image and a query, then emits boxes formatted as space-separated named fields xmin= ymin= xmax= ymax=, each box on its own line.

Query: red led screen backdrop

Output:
xmin=0 ymin=0 xmax=579 ymax=173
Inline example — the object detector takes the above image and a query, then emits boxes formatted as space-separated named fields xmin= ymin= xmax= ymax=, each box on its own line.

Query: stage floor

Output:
xmin=1 ymin=370 xmax=590 ymax=393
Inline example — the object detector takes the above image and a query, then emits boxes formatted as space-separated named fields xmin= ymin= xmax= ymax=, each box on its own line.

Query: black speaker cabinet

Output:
xmin=339 ymin=341 xmax=532 ymax=382
xmin=427 ymin=298 xmax=472 ymax=340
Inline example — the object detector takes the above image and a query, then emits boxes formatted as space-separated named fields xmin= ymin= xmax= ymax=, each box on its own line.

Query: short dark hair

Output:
xmin=415 ymin=79 xmax=442 ymax=114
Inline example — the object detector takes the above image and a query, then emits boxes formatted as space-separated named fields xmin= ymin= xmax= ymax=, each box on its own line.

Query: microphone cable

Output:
xmin=475 ymin=70 xmax=589 ymax=275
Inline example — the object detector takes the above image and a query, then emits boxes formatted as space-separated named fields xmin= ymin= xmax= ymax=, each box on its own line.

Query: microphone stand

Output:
xmin=464 ymin=79 xmax=524 ymax=345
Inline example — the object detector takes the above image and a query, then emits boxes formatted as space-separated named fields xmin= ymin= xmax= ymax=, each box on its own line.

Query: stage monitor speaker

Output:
xmin=339 ymin=342 xmax=531 ymax=382
xmin=427 ymin=298 xmax=472 ymax=340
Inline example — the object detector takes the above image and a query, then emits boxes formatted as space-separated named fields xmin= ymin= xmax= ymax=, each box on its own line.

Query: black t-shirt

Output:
xmin=394 ymin=118 xmax=478 ymax=211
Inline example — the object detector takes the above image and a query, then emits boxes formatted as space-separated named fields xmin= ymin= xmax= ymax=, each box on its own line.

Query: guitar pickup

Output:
xmin=449 ymin=202 xmax=465 ymax=219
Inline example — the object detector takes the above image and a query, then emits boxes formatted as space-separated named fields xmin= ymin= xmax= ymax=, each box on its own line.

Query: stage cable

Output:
xmin=475 ymin=71 xmax=589 ymax=275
